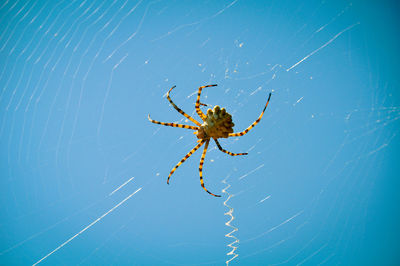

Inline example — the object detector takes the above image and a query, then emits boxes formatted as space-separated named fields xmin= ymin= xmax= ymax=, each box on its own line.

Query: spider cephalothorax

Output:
xmin=196 ymin=105 xmax=234 ymax=140
xmin=148 ymin=84 xmax=271 ymax=197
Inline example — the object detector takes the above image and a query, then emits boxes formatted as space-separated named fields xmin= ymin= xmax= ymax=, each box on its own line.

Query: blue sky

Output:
xmin=0 ymin=0 xmax=399 ymax=265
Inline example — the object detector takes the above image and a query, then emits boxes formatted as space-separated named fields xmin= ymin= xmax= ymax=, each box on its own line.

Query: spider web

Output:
xmin=1 ymin=0 xmax=399 ymax=265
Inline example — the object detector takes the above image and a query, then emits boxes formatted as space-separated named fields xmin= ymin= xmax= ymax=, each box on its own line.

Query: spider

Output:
xmin=148 ymin=84 xmax=271 ymax=197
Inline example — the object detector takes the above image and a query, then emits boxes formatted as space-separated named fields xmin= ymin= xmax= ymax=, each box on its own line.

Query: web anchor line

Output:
xmin=33 ymin=188 xmax=142 ymax=265
xmin=222 ymin=177 xmax=239 ymax=265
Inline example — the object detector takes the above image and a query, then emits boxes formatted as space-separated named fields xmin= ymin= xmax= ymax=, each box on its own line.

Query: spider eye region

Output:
xmin=197 ymin=105 xmax=234 ymax=139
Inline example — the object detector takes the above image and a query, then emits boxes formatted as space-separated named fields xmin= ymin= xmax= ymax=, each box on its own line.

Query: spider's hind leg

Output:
xmin=167 ymin=86 xmax=202 ymax=127
xmin=229 ymin=93 xmax=271 ymax=137
xmin=195 ymin=84 xmax=217 ymax=121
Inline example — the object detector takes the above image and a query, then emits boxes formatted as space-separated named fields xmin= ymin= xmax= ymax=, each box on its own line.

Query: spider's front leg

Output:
xmin=195 ymin=84 xmax=217 ymax=121
xmin=199 ymin=139 xmax=221 ymax=197
xmin=167 ymin=140 xmax=205 ymax=184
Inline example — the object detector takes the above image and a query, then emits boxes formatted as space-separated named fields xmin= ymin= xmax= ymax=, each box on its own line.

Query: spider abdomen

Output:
xmin=197 ymin=105 xmax=234 ymax=139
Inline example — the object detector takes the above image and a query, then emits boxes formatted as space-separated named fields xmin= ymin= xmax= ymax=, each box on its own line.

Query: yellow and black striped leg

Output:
xmin=199 ymin=139 xmax=221 ymax=197
xmin=148 ymin=115 xmax=199 ymax=130
xmin=167 ymin=86 xmax=202 ymax=127
xmin=214 ymin=139 xmax=248 ymax=156
xmin=195 ymin=84 xmax=217 ymax=121
xmin=229 ymin=93 xmax=271 ymax=137
xmin=167 ymin=140 xmax=205 ymax=184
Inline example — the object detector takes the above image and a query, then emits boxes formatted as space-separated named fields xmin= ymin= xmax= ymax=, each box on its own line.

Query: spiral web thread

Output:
xmin=222 ymin=177 xmax=239 ymax=265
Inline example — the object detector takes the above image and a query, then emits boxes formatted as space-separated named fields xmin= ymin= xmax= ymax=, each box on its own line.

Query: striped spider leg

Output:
xmin=213 ymin=139 xmax=248 ymax=156
xmin=148 ymin=85 xmax=272 ymax=197
xmin=149 ymin=85 xmax=220 ymax=196
xmin=228 ymin=93 xmax=272 ymax=137
xmin=199 ymin=139 xmax=221 ymax=197
xmin=195 ymin=84 xmax=217 ymax=120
